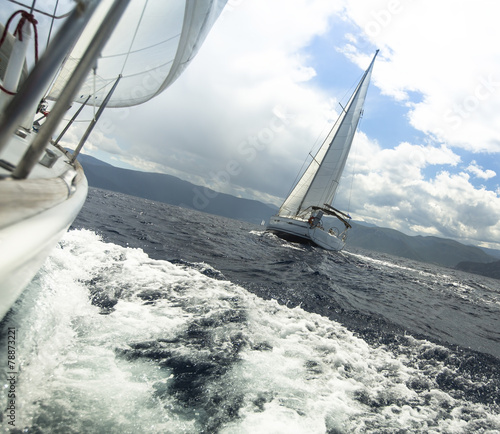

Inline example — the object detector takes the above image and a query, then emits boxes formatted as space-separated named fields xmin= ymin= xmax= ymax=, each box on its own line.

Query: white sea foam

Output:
xmin=1 ymin=229 xmax=498 ymax=433
xmin=345 ymin=251 xmax=435 ymax=276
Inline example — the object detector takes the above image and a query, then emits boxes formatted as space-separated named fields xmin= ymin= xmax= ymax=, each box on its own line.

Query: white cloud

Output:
xmin=333 ymin=133 xmax=500 ymax=246
xmin=87 ymin=0 xmax=347 ymax=202
xmin=343 ymin=0 xmax=500 ymax=152
xmin=86 ymin=0 xmax=498 ymax=248
xmin=23 ymin=0 xmax=499 ymax=248
xmin=56 ymin=120 xmax=122 ymax=157
xmin=466 ymin=161 xmax=496 ymax=180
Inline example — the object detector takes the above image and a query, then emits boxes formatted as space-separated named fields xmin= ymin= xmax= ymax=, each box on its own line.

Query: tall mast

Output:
xmin=279 ymin=50 xmax=378 ymax=218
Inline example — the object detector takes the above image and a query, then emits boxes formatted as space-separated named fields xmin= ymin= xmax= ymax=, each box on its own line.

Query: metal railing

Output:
xmin=0 ymin=0 xmax=130 ymax=179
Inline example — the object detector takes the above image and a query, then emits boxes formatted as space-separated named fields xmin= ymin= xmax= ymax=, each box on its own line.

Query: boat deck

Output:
xmin=0 ymin=131 xmax=83 ymax=229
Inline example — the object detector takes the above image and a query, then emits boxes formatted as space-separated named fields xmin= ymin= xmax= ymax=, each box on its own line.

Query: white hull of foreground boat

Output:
xmin=0 ymin=143 xmax=87 ymax=320
xmin=267 ymin=215 xmax=344 ymax=251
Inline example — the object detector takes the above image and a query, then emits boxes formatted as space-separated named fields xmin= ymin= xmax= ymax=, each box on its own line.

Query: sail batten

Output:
xmin=279 ymin=51 xmax=378 ymax=219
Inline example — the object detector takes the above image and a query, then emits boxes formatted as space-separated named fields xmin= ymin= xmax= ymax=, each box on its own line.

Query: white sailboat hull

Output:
xmin=0 ymin=131 xmax=88 ymax=320
xmin=0 ymin=160 xmax=87 ymax=320
xmin=266 ymin=51 xmax=377 ymax=252
xmin=267 ymin=215 xmax=345 ymax=251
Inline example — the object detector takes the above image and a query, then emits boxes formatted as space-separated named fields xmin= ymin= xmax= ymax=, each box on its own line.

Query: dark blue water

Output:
xmin=1 ymin=187 xmax=499 ymax=433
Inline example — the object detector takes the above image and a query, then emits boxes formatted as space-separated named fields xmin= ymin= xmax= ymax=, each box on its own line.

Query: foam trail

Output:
xmin=0 ymin=230 xmax=498 ymax=433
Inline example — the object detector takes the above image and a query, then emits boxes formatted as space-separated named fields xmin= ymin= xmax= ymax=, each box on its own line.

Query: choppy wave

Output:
xmin=1 ymin=229 xmax=499 ymax=433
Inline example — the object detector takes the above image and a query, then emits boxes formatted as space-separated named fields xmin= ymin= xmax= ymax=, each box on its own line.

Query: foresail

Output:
xmin=279 ymin=51 xmax=378 ymax=219
xmin=47 ymin=0 xmax=227 ymax=108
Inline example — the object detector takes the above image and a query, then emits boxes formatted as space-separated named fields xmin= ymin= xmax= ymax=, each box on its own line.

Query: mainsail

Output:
xmin=279 ymin=50 xmax=378 ymax=220
xmin=47 ymin=0 xmax=227 ymax=108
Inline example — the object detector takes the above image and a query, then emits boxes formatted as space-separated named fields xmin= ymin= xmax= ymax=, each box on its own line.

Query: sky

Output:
xmin=4 ymin=0 xmax=500 ymax=250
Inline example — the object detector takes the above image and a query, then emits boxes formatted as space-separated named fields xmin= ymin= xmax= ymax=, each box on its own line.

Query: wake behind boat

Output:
xmin=0 ymin=0 xmax=227 ymax=320
xmin=267 ymin=50 xmax=378 ymax=251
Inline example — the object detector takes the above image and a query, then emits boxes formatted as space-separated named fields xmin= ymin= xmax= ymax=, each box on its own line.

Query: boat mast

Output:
xmin=294 ymin=50 xmax=378 ymax=217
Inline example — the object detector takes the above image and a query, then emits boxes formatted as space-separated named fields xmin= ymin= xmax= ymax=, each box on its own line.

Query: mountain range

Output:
xmin=455 ymin=260 xmax=500 ymax=279
xmin=77 ymin=154 xmax=499 ymax=278
xmin=77 ymin=154 xmax=277 ymax=225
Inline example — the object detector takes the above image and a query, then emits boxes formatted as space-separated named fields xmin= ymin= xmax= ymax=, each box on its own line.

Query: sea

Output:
xmin=1 ymin=187 xmax=499 ymax=433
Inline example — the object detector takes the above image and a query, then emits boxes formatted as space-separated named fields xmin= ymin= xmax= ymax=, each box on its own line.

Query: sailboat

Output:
xmin=0 ymin=0 xmax=227 ymax=320
xmin=267 ymin=50 xmax=378 ymax=251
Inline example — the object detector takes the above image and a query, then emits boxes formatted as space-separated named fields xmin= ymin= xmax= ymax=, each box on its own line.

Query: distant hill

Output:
xmin=77 ymin=154 xmax=277 ymax=225
xmin=479 ymin=247 xmax=500 ymax=259
xmin=347 ymin=222 xmax=495 ymax=268
xmin=455 ymin=260 xmax=500 ymax=280
xmin=77 ymin=154 xmax=498 ymax=271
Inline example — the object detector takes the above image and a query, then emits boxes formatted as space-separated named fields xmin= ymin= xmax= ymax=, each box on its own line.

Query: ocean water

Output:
xmin=1 ymin=187 xmax=499 ymax=433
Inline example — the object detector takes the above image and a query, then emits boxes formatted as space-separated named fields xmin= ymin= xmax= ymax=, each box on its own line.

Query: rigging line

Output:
xmin=77 ymin=80 xmax=113 ymax=98
xmin=282 ymin=94 xmax=349 ymax=203
xmin=45 ymin=0 xmax=59 ymax=48
xmin=283 ymin=124 xmax=328 ymax=200
xmin=7 ymin=0 xmax=71 ymax=19
xmin=346 ymin=111 xmax=363 ymax=213
xmin=101 ymin=34 xmax=180 ymax=59
xmin=338 ymin=69 xmax=364 ymax=106
xmin=308 ymin=152 xmax=321 ymax=166
xmin=92 ymin=66 xmax=96 ymax=120
xmin=120 ymin=0 xmax=149 ymax=75
xmin=81 ymin=57 xmax=174 ymax=90
xmin=284 ymin=163 xmax=306 ymax=198
xmin=282 ymin=67 xmax=365 ymax=205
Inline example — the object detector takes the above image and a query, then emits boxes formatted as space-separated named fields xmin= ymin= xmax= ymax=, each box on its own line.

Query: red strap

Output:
xmin=0 ymin=10 xmax=39 ymax=95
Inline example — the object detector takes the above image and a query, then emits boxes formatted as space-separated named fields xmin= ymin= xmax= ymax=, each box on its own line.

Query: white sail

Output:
xmin=47 ymin=0 xmax=227 ymax=107
xmin=279 ymin=51 xmax=378 ymax=220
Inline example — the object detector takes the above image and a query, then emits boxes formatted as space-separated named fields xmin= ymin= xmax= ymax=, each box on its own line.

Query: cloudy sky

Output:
xmin=5 ymin=0 xmax=500 ymax=249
